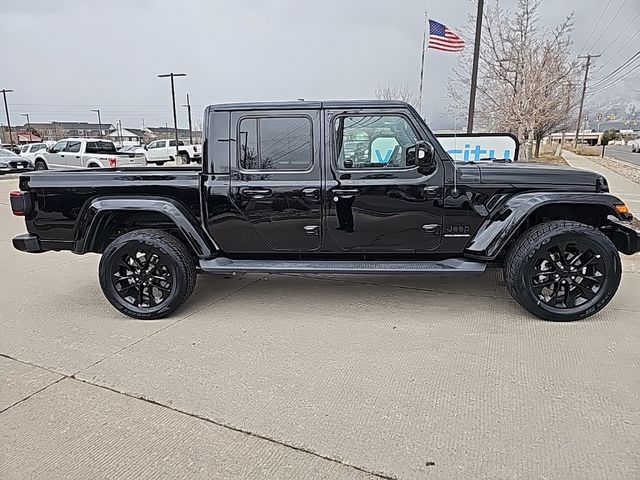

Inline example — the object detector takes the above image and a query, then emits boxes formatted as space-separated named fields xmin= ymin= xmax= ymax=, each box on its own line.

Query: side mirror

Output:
xmin=406 ymin=141 xmax=435 ymax=169
xmin=144 ymin=145 xmax=148 ymax=150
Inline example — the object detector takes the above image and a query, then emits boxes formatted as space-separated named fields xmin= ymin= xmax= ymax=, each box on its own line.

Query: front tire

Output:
xmin=99 ymin=229 xmax=197 ymax=319
xmin=504 ymin=221 xmax=621 ymax=321
xmin=34 ymin=160 xmax=47 ymax=170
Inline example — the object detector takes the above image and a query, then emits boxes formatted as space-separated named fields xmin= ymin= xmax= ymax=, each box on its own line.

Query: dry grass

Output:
xmin=564 ymin=145 xmax=602 ymax=156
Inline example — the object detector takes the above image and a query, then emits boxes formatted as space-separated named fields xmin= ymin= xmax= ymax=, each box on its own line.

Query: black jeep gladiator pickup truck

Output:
xmin=10 ymin=100 xmax=640 ymax=321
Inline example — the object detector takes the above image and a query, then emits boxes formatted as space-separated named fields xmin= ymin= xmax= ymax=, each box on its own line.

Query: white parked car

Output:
xmin=18 ymin=143 xmax=48 ymax=162
xmin=630 ymin=137 xmax=640 ymax=153
xmin=144 ymin=139 xmax=201 ymax=165
xmin=32 ymin=138 xmax=147 ymax=170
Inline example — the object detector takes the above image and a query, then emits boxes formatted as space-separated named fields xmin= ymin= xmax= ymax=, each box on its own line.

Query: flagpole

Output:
xmin=418 ymin=11 xmax=428 ymax=119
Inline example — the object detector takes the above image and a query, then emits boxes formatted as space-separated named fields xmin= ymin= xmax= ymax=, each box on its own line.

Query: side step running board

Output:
xmin=198 ymin=257 xmax=486 ymax=274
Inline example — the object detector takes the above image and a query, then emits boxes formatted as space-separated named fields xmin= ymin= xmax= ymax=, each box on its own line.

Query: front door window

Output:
xmin=336 ymin=115 xmax=418 ymax=170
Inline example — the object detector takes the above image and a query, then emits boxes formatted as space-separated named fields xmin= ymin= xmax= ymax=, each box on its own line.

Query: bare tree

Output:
xmin=447 ymin=0 xmax=580 ymax=159
xmin=374 ymin=84 xmax=420 ymax=110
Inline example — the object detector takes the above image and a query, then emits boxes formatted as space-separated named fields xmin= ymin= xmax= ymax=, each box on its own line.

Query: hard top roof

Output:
xmin=207 ymin=100 xmax=411 ymax=112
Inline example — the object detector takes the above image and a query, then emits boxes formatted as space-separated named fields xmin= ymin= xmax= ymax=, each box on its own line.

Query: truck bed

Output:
xmin=18 ymin=168 xmax=202 ymax=249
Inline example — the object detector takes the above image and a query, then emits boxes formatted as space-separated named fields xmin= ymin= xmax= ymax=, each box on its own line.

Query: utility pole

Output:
xmin=573 ymin=54 xmax=600 ymax=148
xmin=467 ymin=0 xmax=484 ymax=133
xmin=182 ymin=93 xmax=193 ymax=144
xmin=90 ymin=109 xmax=102 ymax=138
xmin=1 ymin=89 xmax=14 ymax=146
xmin=157 ymin=72 xmax=187 ymax=153
xmin=19 ymin=113 xmax=32 ymax=142
xmin=118 ymin=120 xmax=123 ymax=146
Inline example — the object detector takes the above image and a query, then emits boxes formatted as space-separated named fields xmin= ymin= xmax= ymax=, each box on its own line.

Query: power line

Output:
xmin=577 ymin=0 xmax=614 ymax=55
xmin=589 ymin=63 xmax=640 ymax=94
xmin=598 ymin=11 xmax=640 ymax=55
xmin=590 ymin=51 xmax=640 ymax=87
xmin=595 ymin=31 xmax=640 ymax=72
xmin=587 ymin=0 xmax=629 ymax=53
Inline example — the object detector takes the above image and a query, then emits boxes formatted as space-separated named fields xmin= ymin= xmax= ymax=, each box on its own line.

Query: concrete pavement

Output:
xmin=562 ymin=149 xmax=640 ymax=216
xmin=1 ymin=174 xmax=639 ymax=479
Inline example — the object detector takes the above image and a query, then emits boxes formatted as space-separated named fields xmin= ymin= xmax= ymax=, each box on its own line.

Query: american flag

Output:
xmin=428 ymin=19 xmax=465 ymax=52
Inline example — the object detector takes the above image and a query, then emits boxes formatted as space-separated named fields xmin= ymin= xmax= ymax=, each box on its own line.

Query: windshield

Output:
xmin=86 ymin=141 xmax=117 ymax=154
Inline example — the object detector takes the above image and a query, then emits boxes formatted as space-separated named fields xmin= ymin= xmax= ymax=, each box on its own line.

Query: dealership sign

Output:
xmin=436 ymin=133 xmax=519 ymax=162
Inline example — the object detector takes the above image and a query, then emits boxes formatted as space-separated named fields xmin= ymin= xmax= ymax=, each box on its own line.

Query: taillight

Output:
xmin=194 ymin=145 xmax=198 ymax=152
xmin=10 ymin=190 xmax=31 ymax=216
xmin=108 ymin=158 xmax=117 ymax=167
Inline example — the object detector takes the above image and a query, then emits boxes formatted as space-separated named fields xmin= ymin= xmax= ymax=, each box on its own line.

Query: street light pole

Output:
xmin=158 ymin=72 xmax=187 ymax=156
xmin=1 ymin=89 xmax=15 ymax=146
xmin=20 ymin=113 xmax=31 ymax=142
xmin=90 ymin=109 xmax=103 ymax=138
xmin=182 ymin=93 xmax=193 ymax=144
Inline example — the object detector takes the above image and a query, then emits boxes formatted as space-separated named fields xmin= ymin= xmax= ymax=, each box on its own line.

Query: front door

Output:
xmin=325 ymin=111 xmax=444 ymax=252
xmin=62 ymin=140 xmax=82 ymax=168
xmin=228 ymin=109 xmax=322 ymax=252
xmin=46 ymin=140 xmax=67 ymax=169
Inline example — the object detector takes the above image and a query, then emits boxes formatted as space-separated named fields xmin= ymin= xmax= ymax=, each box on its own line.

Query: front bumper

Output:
xmin=604 ymin=218 xmax=640 ymax=255
xmin=0 ymin=166 xmax=34 ymax=175
xmin=12 ymin=234 xmax=42 ymax=253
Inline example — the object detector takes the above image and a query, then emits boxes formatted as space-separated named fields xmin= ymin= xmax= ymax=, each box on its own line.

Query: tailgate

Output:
xmin=115 ymin=153 xmax=146 ymax=166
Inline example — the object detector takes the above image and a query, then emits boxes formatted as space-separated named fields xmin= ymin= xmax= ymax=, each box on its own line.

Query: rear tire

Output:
xmin=180 ymin=153 xmax=190 ymax=164
xmin=34 ymin=160 xmax=47 ymax=170
xmin=504 ymin=220 xmax=621 ymax=321
xmin=99 ymin=229 xmax=197 ymax=319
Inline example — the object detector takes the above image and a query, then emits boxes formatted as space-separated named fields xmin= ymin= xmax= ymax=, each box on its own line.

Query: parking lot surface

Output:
xmin=1 ymin=161 xmax=639 ymax=479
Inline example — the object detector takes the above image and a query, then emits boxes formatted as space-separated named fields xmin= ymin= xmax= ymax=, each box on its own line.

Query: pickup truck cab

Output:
xmin=32 ymin=138 xmax=146 ymax=170
xmin=10 ymin=100 xmax=640 ymax=321
xmin=144 ymin=139 xmax=201 ymax=165
xmin=18 ymin=143 xmax=48 ymax=162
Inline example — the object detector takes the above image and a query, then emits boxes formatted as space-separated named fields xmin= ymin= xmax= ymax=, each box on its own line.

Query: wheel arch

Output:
xmin=74 ymin=196 xmax=217 ymax=257
xmin=465 ymin=192 xmax=631 ymax=260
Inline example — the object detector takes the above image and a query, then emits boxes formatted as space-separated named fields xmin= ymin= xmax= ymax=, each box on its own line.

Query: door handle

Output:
xmin=422 ymin=224 xmax=441 ymax=235
xmin=332 ymin=188 xmax=359 ymax=197
xmin=60 ymin=154 xmax=65 ymax=158
xmin=423 ymin=185 xmax=441 ymax=197
xmin=302 ymin=187 xmax=319 ymax=197
xmin=304 ymin=225 xmax=320 ymax=236
xmin=242 ymin=188 xmax=272 ymax=199
xmin=75 ymin=156 xmax=80 ymax=159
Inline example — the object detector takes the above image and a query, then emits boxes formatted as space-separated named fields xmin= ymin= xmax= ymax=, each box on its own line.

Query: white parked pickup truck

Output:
xmin=144 ymin=139 xmax=201 ymax=165
xmin=32 ymin=138 xmax=146 ymax=170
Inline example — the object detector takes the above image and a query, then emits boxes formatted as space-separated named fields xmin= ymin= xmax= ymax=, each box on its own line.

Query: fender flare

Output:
xmin=465 ymin=192 xmax=629 ymax=259
xmin=74 ymin=196 xmax=217 ymax=257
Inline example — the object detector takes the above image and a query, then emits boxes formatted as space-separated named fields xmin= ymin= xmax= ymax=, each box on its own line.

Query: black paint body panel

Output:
xmin=12 ymin=100 xmax=639 ymax=262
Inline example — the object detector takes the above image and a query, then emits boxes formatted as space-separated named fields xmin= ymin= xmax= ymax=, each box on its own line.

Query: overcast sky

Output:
xmin=1 ymin=0 xmax=638 ymax=130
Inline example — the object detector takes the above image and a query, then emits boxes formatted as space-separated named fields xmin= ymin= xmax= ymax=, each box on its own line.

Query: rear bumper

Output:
xmin=604 ymin=218 xmax=640 ymax=255
xmin=12 ymin=234 xmax=42 ymax=253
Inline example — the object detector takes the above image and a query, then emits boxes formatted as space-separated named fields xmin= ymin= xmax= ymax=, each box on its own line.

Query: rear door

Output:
xmin=228 ymin=109 xmax=322 ymax=251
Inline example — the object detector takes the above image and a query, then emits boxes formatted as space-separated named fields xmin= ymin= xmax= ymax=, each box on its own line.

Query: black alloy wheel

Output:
xmin=530 ymin=241 xmax=605 ymax=309
xmin=504 ymin=221 xmax=621 ymax=321
xmin=99 ymin=229 xmax=196 ymax=319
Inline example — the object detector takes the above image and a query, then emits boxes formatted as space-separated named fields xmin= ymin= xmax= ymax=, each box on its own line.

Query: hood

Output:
xmin=472 ymin=162 xmax=606 ymax=189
